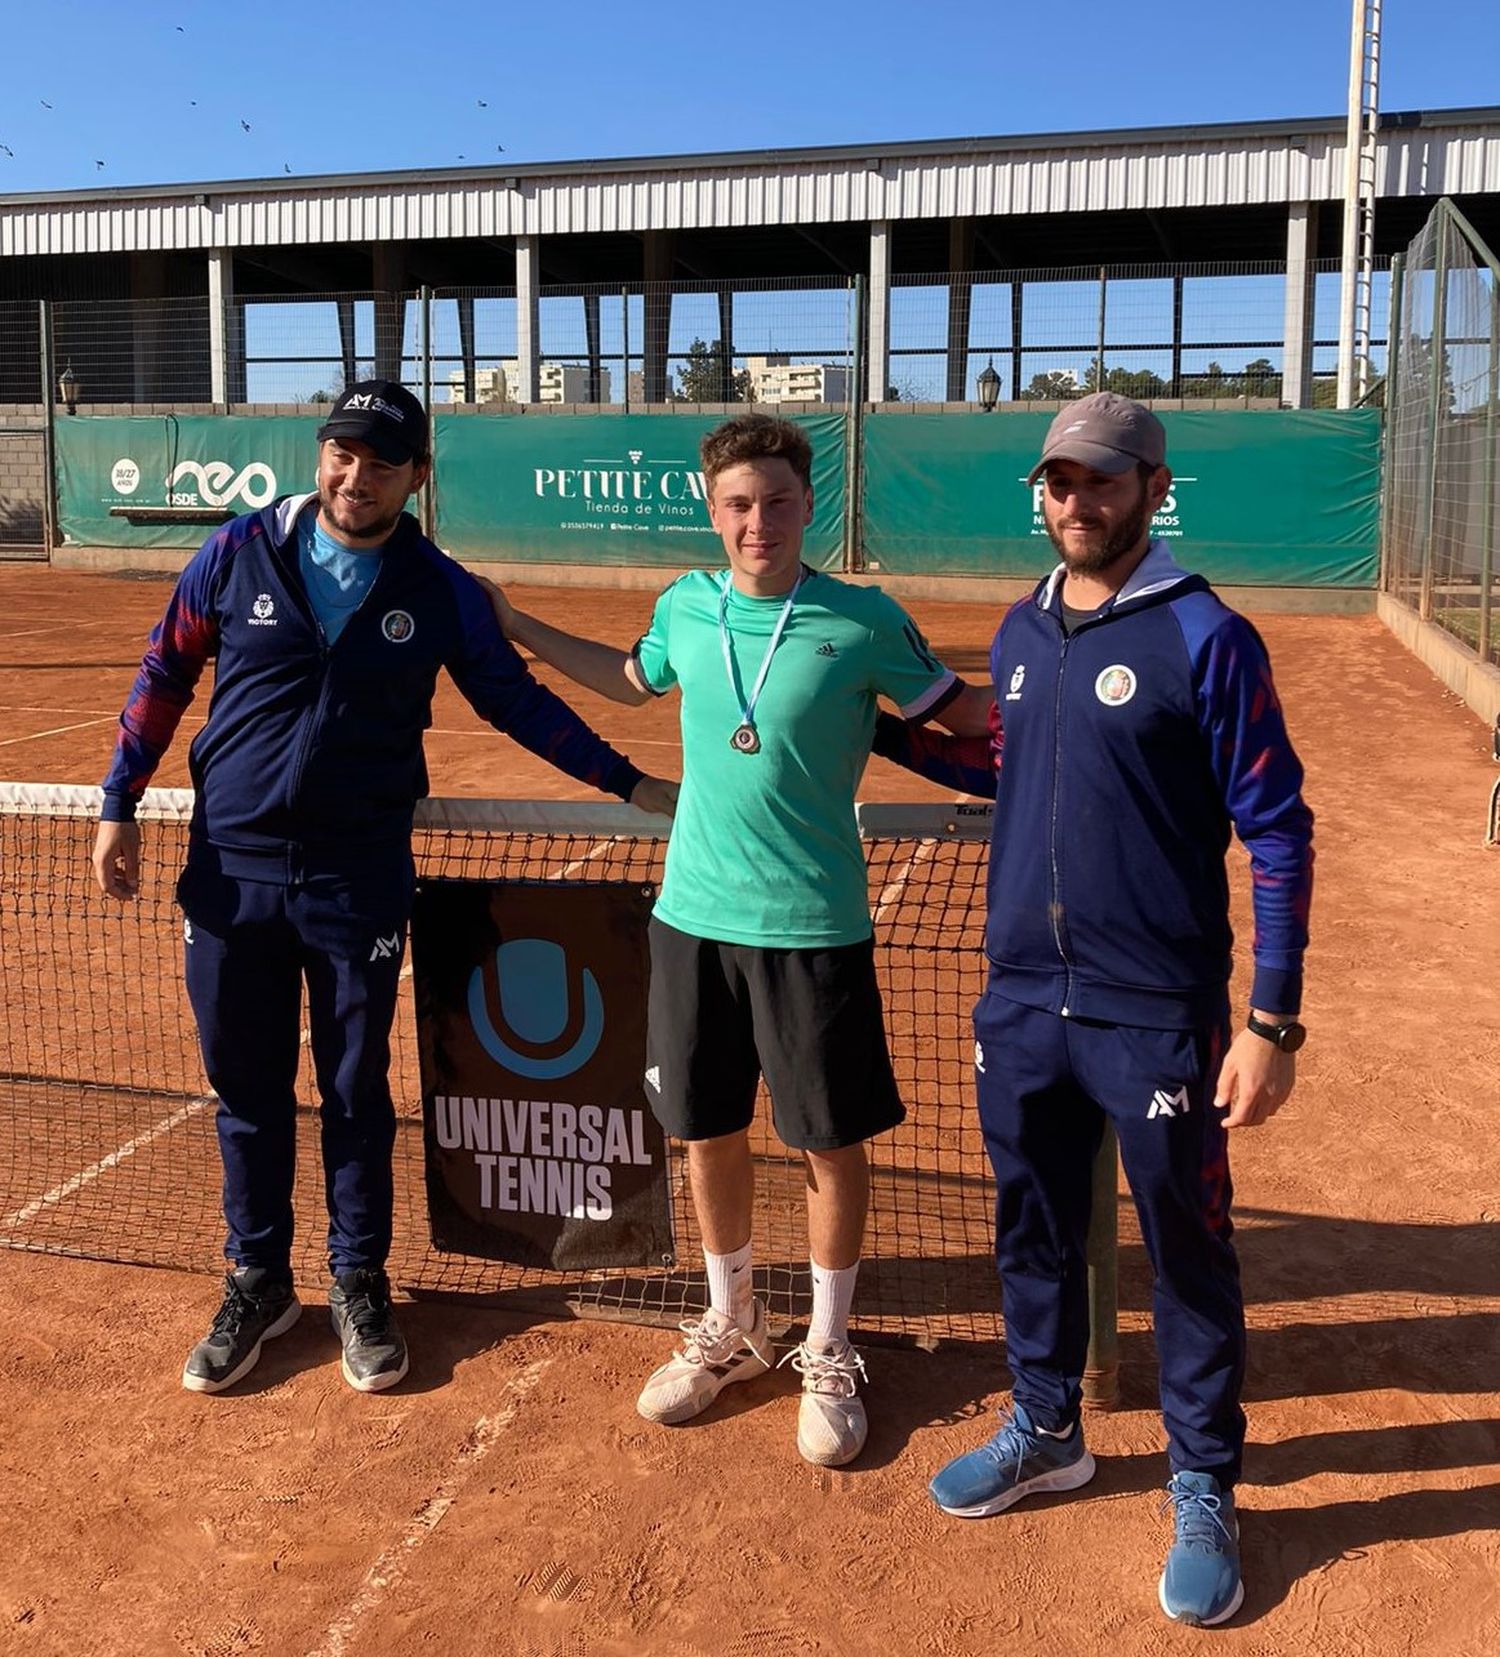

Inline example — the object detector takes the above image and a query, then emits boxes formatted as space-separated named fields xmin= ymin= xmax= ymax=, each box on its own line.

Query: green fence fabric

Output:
xmin=55 ymin=408 xmax=1376 ymax=588
xmin=56 ymin=415 xmax=317 ymax=549
xmin=434 ymin=412 xmax=846 ymax=569
xmin=860 ymin=410 xmax=1382 ymax=586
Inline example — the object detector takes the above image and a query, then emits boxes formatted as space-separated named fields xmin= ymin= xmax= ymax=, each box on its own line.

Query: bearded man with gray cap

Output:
xmin=875 ymin=391 xmax=1314 ymax=1625
xmin=92 ymin=381 xmax=675 ymax=1398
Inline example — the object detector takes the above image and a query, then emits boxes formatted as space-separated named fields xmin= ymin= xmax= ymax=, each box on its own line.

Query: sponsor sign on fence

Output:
xmin=53 ymin=407 xmax=1377 ymax=587
xmin=55 ymin=415 xmax=316 ymax=549
xmin=434 ymin=411 xmax=847 ymax=567
xmin=860 ymin=409 xmax=1382 ymax=586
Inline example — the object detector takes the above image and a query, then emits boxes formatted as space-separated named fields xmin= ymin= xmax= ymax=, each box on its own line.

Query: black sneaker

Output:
xmin=182 ymin=1267 xmax=301 ymax=1394
xmin=329 ymin=1268 xmax=409 ymax=1392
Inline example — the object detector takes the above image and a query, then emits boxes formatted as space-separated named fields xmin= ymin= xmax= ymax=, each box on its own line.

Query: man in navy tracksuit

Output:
xmin=92 ymin=382 xmax=674 ymax=1397
xmin=875 ymin=394 xmax=1313 ymax=1626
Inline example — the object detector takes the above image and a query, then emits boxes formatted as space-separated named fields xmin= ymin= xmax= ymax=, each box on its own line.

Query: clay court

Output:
xmin=1 ymin=567 xmax=1497 ymax=1656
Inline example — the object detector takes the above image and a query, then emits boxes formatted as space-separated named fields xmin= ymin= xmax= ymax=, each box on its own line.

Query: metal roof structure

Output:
xmin=1 ymin=106 xmax=1495 ymax=414
xmin=2 ymin=106 xmax=1497 ymax=264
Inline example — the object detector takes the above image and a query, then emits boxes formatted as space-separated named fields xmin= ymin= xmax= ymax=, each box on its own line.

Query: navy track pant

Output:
xmin=178 ymin=855 xmax=414 ymax=1277
xmin=973 ymin=989 xmax=1246 ymax=1486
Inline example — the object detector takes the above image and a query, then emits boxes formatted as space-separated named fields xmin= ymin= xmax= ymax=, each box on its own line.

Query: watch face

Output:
xmin=1278 ymin=1022 xmax=1307 ymax=1054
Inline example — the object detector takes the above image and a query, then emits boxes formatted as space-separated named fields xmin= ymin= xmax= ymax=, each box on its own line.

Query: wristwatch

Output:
xmin=1246 ymin=1013 xmax=1307 ymax=1053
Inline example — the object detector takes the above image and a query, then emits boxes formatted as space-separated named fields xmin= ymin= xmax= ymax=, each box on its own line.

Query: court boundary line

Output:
xmin=0 ymin=716 xmax=118 ymax=749
xmin=0 ymin=1092 xmax=215 ymax=1233
xmin=307 ymin=1357 xmax=553 ymax=1657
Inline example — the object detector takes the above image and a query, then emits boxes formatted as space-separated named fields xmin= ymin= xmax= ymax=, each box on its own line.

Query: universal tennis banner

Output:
xmin=409 ymin=878 xmax=673 ymax=1271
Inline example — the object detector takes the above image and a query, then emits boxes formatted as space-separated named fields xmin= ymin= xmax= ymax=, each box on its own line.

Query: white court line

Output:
xmin=307 ymin=1358 xmax=553 ymax=1657
xmin=556 ymin=840 xmax=615 ymax=881
xmin=0 ymin=1094 xmax=214 ymax=1232
xmin=9 ymin=704 xmax=128 ymax=718
xmin=0 ymin=716 xmax=118 ymax=748
xmin=872 ymin=836 xmax=940 ymax=926
xmin=0 ymin=620 xmax=115 ymax=641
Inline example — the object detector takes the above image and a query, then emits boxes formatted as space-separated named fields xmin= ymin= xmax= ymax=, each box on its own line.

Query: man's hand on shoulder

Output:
xmin=92 ymin=820 xmax=141 ymax=901
xmin=629 ymin=775 xmax=679 ymax=818
xmin=1214 ymin=1024 xmax=1296 ymax=1128
xmin=475 ymin=573 xmax=520 ymax=641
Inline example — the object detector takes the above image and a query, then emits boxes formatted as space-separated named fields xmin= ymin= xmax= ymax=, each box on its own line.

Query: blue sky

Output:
xmin=0 ymin=0 xmax=1495 ymax=194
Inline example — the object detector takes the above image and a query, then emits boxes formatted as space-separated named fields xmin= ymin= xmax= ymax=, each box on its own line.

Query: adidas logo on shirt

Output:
xmin=816 ymin=641 xmax=838 ymax=657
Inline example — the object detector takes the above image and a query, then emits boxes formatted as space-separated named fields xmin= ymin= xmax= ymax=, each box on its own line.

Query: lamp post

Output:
xmin=58 ymin=363 xmax=79 ymax=415
xmin=977 ymin=357 xmax=1001 ymax=413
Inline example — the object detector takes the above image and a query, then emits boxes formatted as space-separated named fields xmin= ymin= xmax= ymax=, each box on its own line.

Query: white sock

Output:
xmin=705 ymin=1240 xmax=755 ymax=1328
xmin=808 ymin=1258 xmax=860 ymax=1348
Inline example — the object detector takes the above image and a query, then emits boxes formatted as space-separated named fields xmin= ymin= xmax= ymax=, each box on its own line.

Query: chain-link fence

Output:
xmin=430 ymin=277 xmax=860 ymax=410
xmin=1383 ymin=202 xmax=1500 ymax=669
xmin=888 ymin=259 xmax=1384 ymax=405
xmin=0 ymin=260 xmax=1389 ymax=418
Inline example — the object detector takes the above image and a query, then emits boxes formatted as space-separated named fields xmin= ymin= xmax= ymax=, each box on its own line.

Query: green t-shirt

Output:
xmin=632 ymin=567 xmax=956 ymax=947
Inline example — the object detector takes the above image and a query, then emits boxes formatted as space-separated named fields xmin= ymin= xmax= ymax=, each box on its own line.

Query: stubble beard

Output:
xmin=1045 ymin=482 xmax=1154 ymax=576
xmin=318 ymin=480 xmax=402 ymax=546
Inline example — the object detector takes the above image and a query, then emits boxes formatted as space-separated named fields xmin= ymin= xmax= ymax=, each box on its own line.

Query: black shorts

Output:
xmin=645 ymin=917 xmax=905 ymax=1151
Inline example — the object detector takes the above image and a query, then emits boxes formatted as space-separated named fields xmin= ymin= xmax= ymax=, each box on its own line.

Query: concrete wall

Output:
xmin=0 ymin=410 xmax=45 ymax=544
xmin=1378 ymin=591 xmax=1500 ymax=730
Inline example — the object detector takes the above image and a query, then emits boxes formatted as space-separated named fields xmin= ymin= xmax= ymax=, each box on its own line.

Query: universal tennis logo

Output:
xmin=467 ymin=936 xmax=604 ymax=1081
xmin=430 ymin=934 xmax=654 ymax=1222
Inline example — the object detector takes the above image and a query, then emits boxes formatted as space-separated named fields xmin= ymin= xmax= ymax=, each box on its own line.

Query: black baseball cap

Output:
xmin=316 ymin=380 xmax=430 ymax=465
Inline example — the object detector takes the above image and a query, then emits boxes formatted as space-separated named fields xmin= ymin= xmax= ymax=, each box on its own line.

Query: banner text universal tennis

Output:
xmin=432 ymin=1096 xmax=654 ymax=1221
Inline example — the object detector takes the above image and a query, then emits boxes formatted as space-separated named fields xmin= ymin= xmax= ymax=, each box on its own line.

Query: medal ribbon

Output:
xmin=718 ymin=568 xmax=801 ymax=738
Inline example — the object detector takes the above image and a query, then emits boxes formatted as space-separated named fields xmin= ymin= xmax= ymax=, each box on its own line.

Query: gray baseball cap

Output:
xmin=1027 ymin=392 xmax=1167 ymax=485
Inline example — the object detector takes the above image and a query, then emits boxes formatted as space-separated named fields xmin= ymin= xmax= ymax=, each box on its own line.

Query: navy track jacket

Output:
xmin=101 ymin=495 xmax=645 ymax=878
xmin=875 ymin=543 xmax=1314 ymax=1028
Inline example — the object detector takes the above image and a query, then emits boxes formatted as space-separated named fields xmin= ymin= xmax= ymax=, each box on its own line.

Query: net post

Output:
xmin=1082 ymin=1123 xmax=1120 ymax=1410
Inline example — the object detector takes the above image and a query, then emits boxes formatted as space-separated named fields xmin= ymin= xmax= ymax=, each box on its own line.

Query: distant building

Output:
xmin=448 ymin=361 xmax=611 ymax=404
xmin=741 ymin=354 xmax=849 ymax=405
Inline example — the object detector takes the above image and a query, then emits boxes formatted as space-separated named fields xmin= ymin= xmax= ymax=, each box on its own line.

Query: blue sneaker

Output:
xmin=928 ymin=1403 xmax=1096 ymax=1518
xmin=1159 ymin=1470 xmax=1243 ymax=1626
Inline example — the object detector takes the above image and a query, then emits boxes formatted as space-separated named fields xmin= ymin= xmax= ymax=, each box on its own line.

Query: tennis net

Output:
xmin=0 ymin=783 xmax=998 ymax=1343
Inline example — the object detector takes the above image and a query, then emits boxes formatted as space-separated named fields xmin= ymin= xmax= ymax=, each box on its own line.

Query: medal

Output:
xmin=718 ymin=569 xmax=801 ymax=757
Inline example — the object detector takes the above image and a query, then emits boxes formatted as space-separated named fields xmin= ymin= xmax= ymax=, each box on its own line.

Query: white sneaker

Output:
xmin=636 ymin=1301 xmax=774 ymax=1425
xmin=783 ymin=1338 xmax=869 ymax=1467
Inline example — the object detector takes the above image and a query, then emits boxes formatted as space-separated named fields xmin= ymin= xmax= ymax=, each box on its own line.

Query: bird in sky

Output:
xmin=40 ymin=100 xmax=53 ymax=110
xmin=497 ymin=144 xmax=505 ymax=152
xmin=0 ymin=144 xmax=12 ymax=159
xmin=477 ymin=99 xmax=488 ymax=108
xmin=240 ymin=119 xmax=251 ymax=133
xmin=95 ymin=160 xmax=105 ymax=169
xmin=284 ymin=163 xmax=291 ymax=174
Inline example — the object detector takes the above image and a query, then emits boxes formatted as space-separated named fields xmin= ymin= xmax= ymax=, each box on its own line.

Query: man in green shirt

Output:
xmin=486 ymin=415 xmax=988 ymax=1465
